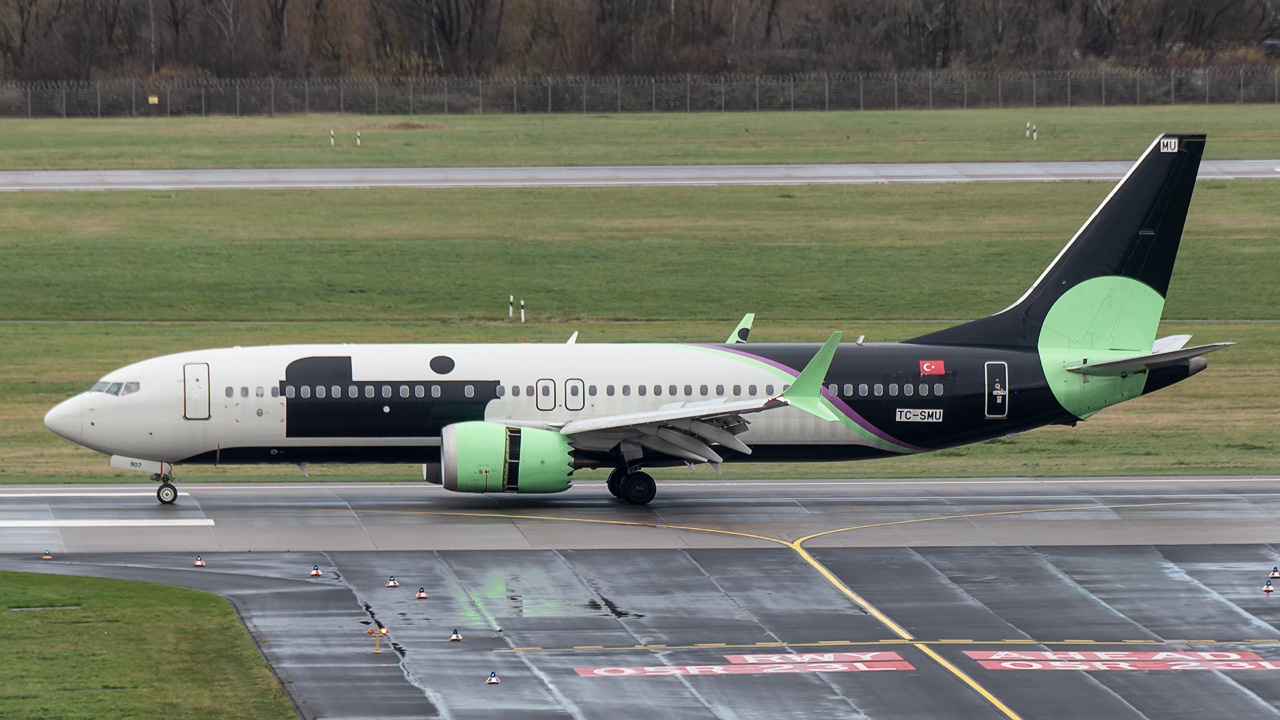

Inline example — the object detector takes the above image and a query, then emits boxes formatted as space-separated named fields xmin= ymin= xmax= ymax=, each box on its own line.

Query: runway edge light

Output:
xmin=42 ymin=550 xmax=52 ymax=560
xmin=311 ymin=565 xmax=322 ymax=577
xmin=1270 ymin=568 xmax=1279 ymax=579
xmin=450 ymin=630 xmax=462 ymax=642
xmin=386 ymin=576 xmax=399 ymax=587
xmin=486 ymin=672 xmax=500 ymax=685
xmin=1266 ymin=580 xmax=1274 ymax=595
xmin=194 ymin=555 xmax=205 ymax=567
xmin=416 ymin=588 xmax=429 ymax=599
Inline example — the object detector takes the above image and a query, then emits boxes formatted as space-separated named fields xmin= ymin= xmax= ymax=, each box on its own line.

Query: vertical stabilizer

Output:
xmin=907 ymin=134 xmax=1205 ymax=349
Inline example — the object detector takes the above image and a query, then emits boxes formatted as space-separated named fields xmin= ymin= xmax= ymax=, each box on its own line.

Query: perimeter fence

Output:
xmin=4 ymin=67 xmax=1278 ymax=118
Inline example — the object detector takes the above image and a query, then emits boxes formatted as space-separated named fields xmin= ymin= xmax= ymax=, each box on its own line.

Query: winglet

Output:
xmin=726 ymin=313 xmax=755 ymax=344
xmin=781 ymin=332 xmax=842 ymax=421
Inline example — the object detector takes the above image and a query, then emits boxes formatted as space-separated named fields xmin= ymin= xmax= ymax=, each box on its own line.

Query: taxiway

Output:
xmin=4 ymin=476 xmax=1280 ymax=719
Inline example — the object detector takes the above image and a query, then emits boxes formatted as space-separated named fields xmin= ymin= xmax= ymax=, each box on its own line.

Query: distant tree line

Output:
xmin=1 ymin=0 xmax=1278 ymax=81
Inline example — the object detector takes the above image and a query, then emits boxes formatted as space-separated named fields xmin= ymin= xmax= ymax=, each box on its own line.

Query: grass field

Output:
xmin=2 ymin=181 xmax=1277 ymax=322
xmin=1 ymin=105 xmax=1279 ymax=170
xmin=0 ymin=571 xmax=294 ymax=720
xmin=1 ymin=113 xmax=1276 ymax=483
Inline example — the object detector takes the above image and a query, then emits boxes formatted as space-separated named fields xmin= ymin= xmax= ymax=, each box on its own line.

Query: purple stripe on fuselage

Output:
xmin=695 ymin=344 xmax=925 ymax=452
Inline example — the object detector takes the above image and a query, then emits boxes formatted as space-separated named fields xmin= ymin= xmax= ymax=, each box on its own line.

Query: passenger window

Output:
xmin=700 ymin=384 xmax=708 ymax=396
xmin=827 ymin=383 xmax=837 ymax=395
xmin=381 ymin=385 xmax=392 ymax=399
xmin=256 ymin=386 xmax=265 ymax=398
xmin=748 ymin=385 xmax=757 ymax=395
xmin=588 ymin=385 xmax=597 ymax=396
xmin=668 ymin=385 xmax=677 ymax=396
xmin=301 ymin=386 xmax=311 ymax=399
xmin=733 ymin=384 xmax=742 ymax=396
xmin=606 ymin=385 xmax=615 ymax=396
xmin=226 ymin=386 xmax=234 ymax=398
xmin=843 ymin=384 xmax=853 ymax=396
xmin=316 ymin=386 xmax=326 ymax=399
xmin=271 ymin=387 xmax=279 ymax=398
xmin=415 ymin=385 xmax=425 ymax=398
xmin=285 ymin=386 xmax=295 ymax=398
xmin=889 ymin=384 xmax=899 ymax=397
xmin=622 ymin=385 xmax=631 ymax=396
xmin=684 ymin=385 xmax=693 ymax=396
xmin=873 ymin=384 xmax=883 ymax=396
xmin=348 ymin=385 xmax=357 ymax=398
xmin=526 ymin=385 xmax=534 ymax=396
xmin=859 ymin=383 xmax=869 ymax=397
xmin=241 ymin=386 xmax=249 ymax=398
xmin=653 ymin=385 xmax=662 ymax=396
xmin=496 ymin=385 xmax=506 ymax=398
xmin=716 ymin=384 xmax=724 ymax=396
xmin=904 ymin=384 xmax=913 ymax=397
xmin=570 ymin=385 xmax=579 ymax=397
xmin=465 ymin=385 xmax=474 ymax=398
xmin=541 ymin=385 xmax=551 ymax=397
xmin=919 ymin=383 xmax=929 ymax=396
xmin=365 ymin=386 xmax=375 ymax=399
xmin=765 ymin=384 xmax=774 ymax=395
xmin=512 ymin=385 xmax=521 ymax=397
xmin=638 ymin=385 xmax=647 ymax=396
xmin=331 ymin=385 xmax=341 ymax=398
xmin=400 ymin=385 xmax=410 ymax=398
xmin=934 ymin=383 xmax=944 ymax=396
xmin=432 ymin=385 xmax=441 ymax=398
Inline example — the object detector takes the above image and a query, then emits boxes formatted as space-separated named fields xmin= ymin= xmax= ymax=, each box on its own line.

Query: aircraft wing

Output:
xmin=561 ymin=332 xmax=842 ymax=466
xmin=1066 ymin=342 xmax=1233 ymax=377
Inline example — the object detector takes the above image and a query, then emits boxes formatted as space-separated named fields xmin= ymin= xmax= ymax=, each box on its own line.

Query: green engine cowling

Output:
xmin=440 ymin=421 xmax=574 ymax=494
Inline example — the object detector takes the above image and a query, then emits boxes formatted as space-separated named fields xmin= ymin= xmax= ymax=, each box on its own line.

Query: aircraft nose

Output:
xmin=44 ymin=396 xmax=83 ymax=444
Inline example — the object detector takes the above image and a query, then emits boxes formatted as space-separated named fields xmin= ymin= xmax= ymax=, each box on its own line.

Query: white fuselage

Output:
xmin=46 ymin=343 xmax=899 ymax=466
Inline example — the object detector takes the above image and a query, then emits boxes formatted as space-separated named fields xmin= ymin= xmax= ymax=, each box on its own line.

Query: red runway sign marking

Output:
xmin=725 ymin=652 xmax=904 ymax=664
xmin=576 ymin=661 xmax=914 ymax=677
xmin=966 ymin=650 xmax=1280 ymax=671
xmin=577 ymin=651 xmax=914 ymax=677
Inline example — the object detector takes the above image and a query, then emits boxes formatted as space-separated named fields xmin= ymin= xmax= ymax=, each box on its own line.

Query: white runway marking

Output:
xmin=0 ymin=492 xmax=189 ymax=498
xmin=0 ymin=519 xmax=214 ymax=528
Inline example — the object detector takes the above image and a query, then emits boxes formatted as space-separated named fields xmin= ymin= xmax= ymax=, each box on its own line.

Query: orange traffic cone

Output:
xmin=311 ymin=565 xmax=322 ymax=577
xmin=1270 ymin=568 xmax=1279 ymax=579
xmin=450 ymin=630 xmax=462 ymax=642
xmin=386 ymin=576 xmax=399 ymax=587
xmin=486 ymin=672 xmax=500 ymax=685
xmin=416 ymin=588 xmax=429 ymax=599
xmin=194 ymin=556 xmax=206 ymax=567
xmin=42 ymin=550 xmax=52 ymax=560
xmin=1266 ymin=580 xmax=1274 ymax=594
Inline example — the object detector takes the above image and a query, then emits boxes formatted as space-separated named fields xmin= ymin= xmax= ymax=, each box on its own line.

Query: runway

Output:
xmin=0 ymin=160 xmax=1277 ymax=191
xmin=4 ymin=476 xmax=1280 ymax=719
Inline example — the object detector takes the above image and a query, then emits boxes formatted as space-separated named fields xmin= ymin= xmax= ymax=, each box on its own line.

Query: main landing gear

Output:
xmin=606 ymin=468 xmax=657 ymax=506
xmin=153 ymin=474 xmax=178 ymax=505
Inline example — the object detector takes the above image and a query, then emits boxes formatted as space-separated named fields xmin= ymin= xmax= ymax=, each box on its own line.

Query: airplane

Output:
xmin=44 ymin=134 xmax=1231 ymax=506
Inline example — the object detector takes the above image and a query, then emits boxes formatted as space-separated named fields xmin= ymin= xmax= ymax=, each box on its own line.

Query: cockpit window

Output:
xmin=106 ymin=382 xmax=123 ymax=396
xmin=120 ymin=382 xmax=141 ymax=397
xmin=90 ymin=381 xmax=110 ymax=393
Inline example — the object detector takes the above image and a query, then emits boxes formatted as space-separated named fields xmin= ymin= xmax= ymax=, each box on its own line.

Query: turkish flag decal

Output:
xmin=919 ymin=360 xmax=946 ymax=375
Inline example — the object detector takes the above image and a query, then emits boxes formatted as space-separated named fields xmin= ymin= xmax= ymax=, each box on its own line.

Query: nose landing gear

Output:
xmin=153 ymin=474 xmax=178 ymax=505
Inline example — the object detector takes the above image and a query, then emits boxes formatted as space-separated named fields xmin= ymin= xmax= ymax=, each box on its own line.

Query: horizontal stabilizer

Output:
xmin=1066 ymin=343 xmax=1233 ymax=376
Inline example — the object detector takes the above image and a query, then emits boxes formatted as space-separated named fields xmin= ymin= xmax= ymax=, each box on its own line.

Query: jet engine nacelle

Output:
xmin=440 ymin=422 xmax=574 ymax=494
